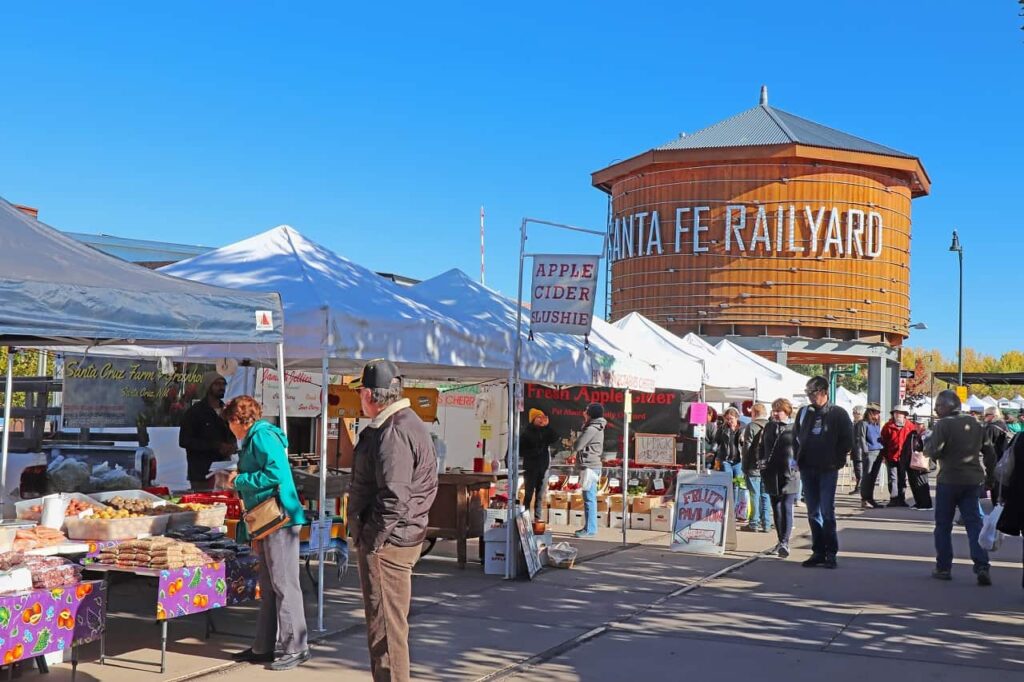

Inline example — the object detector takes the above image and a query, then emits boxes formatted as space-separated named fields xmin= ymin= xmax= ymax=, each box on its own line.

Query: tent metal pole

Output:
xmin=317 ymin=349 xmax=329 ymax=631
xmin=506 ymin=218 xmax=527 ymax=580
xmin=1 ymin=348 xmax=13 ymax=517
xmin=621 ymin=389 xmax=632 ymax=546
xmin=276 ymin=343 xmax=288 ymax=436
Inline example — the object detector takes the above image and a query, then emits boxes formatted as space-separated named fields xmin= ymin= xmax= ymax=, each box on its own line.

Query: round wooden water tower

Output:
xmin=592 ymin=87 xmax=930 ymax=370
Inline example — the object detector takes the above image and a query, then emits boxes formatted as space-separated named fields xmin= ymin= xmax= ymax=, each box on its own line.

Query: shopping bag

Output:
xmin=979 ymin=504 xmax=1004 ymax=552
xmin=909 ymin=451 xmax=930 ymax=473
xmin=579 ymin=467 xmax=599 ymax=492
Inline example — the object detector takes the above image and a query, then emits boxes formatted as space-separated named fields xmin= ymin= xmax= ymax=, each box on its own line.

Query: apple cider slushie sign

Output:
xmin=529 ymin=255 xmax=601 ymax=336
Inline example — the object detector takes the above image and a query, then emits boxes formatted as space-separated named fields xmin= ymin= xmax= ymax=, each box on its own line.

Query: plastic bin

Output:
xmin=65 ymin=514 xmax=170 ymax=541
xmin=180 ymin=492 xmax=242 ymax=520
xmin=16 ymin=494 xmax=109 ymax=523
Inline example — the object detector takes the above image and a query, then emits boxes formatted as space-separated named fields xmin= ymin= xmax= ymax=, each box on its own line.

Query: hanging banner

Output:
xmin=62 ymin=356 xmax=217 ymax=428
xmin=529 ymin=254 xmax=601 ymax=336
xmin=523 ymin=383 xmax=694 ymax=456
xmin=255 ymin=369 xmax=343 ymax=418
xmin=670 ymin=470 xmax=732 ymax=555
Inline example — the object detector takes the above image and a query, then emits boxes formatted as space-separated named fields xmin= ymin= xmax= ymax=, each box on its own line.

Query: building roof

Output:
xmin=656 ymin=88 xmax=914 ymax=159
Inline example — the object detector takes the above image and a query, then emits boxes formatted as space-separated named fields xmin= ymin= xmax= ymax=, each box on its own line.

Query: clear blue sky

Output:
xmin=1 ymin=2 xmax=1021 ymax=358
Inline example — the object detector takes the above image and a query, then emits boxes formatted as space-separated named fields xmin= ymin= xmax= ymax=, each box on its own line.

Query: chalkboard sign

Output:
xmin=516 ymin=510 xmax=543 ymax=579
xmin=634 ymin=433 xmax=677 ymax=465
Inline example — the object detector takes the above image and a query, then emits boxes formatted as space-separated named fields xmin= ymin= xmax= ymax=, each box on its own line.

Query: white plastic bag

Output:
xmin=580 ymin=468 xmax=599 ymax=492
xmin=547 ymin=542 xmax=578 ymax=569
xmin=980 ymin=504 xmax=1004 ymax=552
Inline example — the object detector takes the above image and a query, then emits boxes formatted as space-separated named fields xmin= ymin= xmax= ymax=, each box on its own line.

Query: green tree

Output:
xmin=0 ymin=349 xmax=55 ymax=409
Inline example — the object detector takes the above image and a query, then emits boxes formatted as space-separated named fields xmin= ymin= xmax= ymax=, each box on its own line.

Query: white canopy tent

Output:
xmin=834 ymin=386 xmax=868 ymax=417
xmin=966 ymin=394 xmax=987 ymax=413
xmin=0 ymin=197 xmax=286 ymax=516
xmin=409 ymin=269 xmax=661 ymax=389
xmin=713 ymin=339 xmax=810 ymax=402
xmin=612 ymin=313 xmax=788 ymax=401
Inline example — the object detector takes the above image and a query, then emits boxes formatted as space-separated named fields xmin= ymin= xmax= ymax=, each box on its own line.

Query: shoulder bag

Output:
xmin=243 ymin=493 xmax=291 ymax=541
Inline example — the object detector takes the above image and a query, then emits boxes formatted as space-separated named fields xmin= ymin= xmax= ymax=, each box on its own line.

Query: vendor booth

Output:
xmin=0 ymin=196 xmax=285 ymax=676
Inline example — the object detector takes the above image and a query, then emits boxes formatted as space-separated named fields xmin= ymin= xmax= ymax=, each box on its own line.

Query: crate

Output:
xmin=179 ymin=492 xmax=242 ymax=520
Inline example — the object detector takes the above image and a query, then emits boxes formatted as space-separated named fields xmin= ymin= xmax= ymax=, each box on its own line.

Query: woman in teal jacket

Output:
xmin=224 ymin=396 xmax=310 ymax=671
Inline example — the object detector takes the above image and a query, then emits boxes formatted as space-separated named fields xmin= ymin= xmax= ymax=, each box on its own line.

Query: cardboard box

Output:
xmin=597 ymin=510 xmax=610 ymax=528
xmin=630 ymin=513 xmax=652 ymax=531
xmin=548 ymin=492 xmax=571 ymax=510
xmin=596 ymin=495 xmax=610 ymax=512
xmin=632 ymin=496 xmax=665 ymax=514
xmin=484 ymin=508 xmax=509 ymax=529
xmin=608 ymin=495 xmax=626 ymax=512
xmin=483 ymin=527 xmax=507 ymax=575
xmin=549 ymin=509 xmax=570 ymax=526
xmin=569 ymin=509 xmax=585 ymax=527
xmin=651 ymin=503 xmax=675 ymax=532
xmin=609 ymin=511 xmax=626 ymax=528
xmin=570 ymin=494 xmax=586 ymax=511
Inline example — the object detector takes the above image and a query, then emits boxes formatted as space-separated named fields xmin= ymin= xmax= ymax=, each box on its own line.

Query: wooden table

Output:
xmin=425 ymin=472 xmax=503 ymax=568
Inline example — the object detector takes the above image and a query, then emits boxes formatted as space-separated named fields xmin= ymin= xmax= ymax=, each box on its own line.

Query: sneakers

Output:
xmin=269 ymin=650 xmax=310 ymax=671
xmin=977 ymin=568 xmax=992 ymax=586
xmin=932 ymin=568 xmax=952 ymax=581
xmin=886 ymin=499 xmax=909 ymax=508
xmin=911 ymin=505 xmax=933 ymax=512
xmin=802 ymin=554 xmax=826 ymax=568
xmin=765 ymin=544 xmax=780 ymax=556
xmin=741 ymin=524 xmax=760 ymax=533
xmin=823 ymin=554 xmax=837 ymax=569
xmin=573 ymin=529 xmax=596 ymax=538
xmin=778 ymin=545 xmax=791 ymax=559
xmin=232 ymin=649 xmax=275 ymax=664
xmin=862 ymin=499 xmax=882 ymax=509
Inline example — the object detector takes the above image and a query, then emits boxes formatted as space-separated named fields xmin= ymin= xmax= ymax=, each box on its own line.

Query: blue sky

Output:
xmin=1 ymin=2 xmax=1021 ymax=357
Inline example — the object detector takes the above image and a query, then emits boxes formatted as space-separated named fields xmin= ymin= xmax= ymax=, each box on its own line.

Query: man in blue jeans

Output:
xmin=569 ymin=403 xmax=606 ymax=538
xmin=927 ymin=390 xmax=991 ymax=585
xmin=794 ymin=376 xmax=853 ymax=569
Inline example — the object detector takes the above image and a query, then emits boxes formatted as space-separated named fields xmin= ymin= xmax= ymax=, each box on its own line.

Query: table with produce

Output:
xmin=3 ymin=489 xmax=261 ymax=675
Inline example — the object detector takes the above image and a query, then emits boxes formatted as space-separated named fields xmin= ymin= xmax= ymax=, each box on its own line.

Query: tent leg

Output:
xmin=1 ymin=348 xmax=13 ymax=518
xmin=622 ymin=389 xmax=631 ymax=547
xmin=316 ymin=350 xmax=328 ymax=632
xmin=276 ymin=343 xmax=288 ymax=436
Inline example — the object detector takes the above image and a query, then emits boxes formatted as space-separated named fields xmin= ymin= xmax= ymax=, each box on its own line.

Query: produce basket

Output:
xmin=166 ymin=504 xmax=228 ymax=530
xmin=65 ymin=514 xmax=170 ymax=541
xmin=546 ymin=542 xmax=577 ymax=569
xmin=16 ymin=493 xmax=109 ymax=523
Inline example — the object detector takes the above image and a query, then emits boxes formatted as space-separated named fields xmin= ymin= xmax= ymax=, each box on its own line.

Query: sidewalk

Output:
xmin=38 ymin=494 xmax=1024 ymax=680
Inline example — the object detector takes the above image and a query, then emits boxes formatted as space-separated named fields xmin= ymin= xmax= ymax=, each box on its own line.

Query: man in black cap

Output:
xmin=347 ymin=359 xmax=438 ymax=682
xmin=178 ymin=371 xmax=236 ymax=491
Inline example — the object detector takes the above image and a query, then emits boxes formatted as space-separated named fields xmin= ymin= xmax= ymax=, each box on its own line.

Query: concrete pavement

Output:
xmin=33 ymin=493 xmax=1024 ymax=680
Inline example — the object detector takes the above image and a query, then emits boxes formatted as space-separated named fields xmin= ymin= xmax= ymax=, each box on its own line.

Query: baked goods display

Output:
xmin=95 ymin=537 xmax=211 ymax=569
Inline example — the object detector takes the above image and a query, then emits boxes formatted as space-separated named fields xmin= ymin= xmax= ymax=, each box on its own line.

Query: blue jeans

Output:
xmin=800 ymin=468 xmax=839 ymax=557
xmin=934 ymin=483 xmax=989 ymax=572
xmin=720 ymin=461 xmax=747 ymax=519
xmin=582 ymin=481 xmax=599 ymax=535
xmin=746 ymin=475 xmax=773 ymax=530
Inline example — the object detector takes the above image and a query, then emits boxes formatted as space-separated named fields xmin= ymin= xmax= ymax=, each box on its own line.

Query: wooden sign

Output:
xmin=515 ymin=510 xmax=543 ymax=579
xmin=328 ymin=385 xmax=439 ymax=422
xmin=670 ymin=470 xmax=732 ymax=556
xmin=634 ymin=433 xmax=676 ymax=465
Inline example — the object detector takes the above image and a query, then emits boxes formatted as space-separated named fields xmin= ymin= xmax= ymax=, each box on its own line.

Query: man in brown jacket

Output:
xmin=348 ymin=360 xmax=438 ymax=681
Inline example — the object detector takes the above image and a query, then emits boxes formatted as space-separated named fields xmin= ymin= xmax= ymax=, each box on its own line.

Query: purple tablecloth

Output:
xmin=0 ymin=580 xmax=106 ymax=665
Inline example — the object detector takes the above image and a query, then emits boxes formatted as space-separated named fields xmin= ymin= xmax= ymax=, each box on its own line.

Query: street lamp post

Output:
xmin=949 ymin=231 xmax=964 ymax=387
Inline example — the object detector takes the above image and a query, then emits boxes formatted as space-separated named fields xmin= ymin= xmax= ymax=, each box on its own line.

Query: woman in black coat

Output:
xmin=760 ymin=398 xmax=800 ymax=559
xmin=996 ymin=435 xmax=1024 ymax=589
xmin=901 ymin=421 xmax=932 ymax=510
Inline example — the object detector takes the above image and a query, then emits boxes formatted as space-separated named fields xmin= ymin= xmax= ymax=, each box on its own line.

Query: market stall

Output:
xmin=0 ymin=195 xmax=285 ymax=676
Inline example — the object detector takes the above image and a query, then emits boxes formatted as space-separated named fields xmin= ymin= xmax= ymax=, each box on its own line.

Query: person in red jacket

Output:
xmin=880 ymin=405 xmax=916 ymax=507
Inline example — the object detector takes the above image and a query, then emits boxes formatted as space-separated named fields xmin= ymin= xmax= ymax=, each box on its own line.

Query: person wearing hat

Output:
xmin=858 ymin=404 xmax=885 ymax=507
xmin=981 ymin=406 xmax=1010 ymax=502
xmin=927 ymin=390 xmax=991 ymax=585
xmin=178 ymin=371 xmax=236 ymax=491
xmin=880 ymin=405 xmax=916 ymax=507
xmin=347 ymin=360 xmax=438 ymax=682
xmin=520 ymin=408 xmax=560 ymax=520
xmin=849 ymin=405 xmax=866 ymax=495
xmin=567 ymin=403 xmax=607 ymax=537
